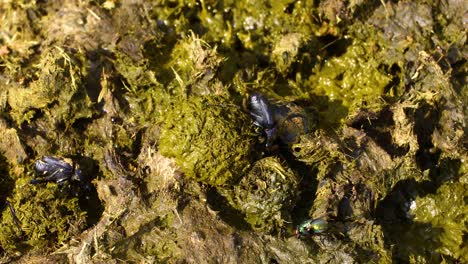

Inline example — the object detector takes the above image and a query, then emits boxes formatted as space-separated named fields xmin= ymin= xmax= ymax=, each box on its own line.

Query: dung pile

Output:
xmin=159 ymin=95 xmax=256 ymax=186
xmin=220 ymin=157 xmax=300 ymax=233
xmin=0 ymin=0 xmax=466 ymax=263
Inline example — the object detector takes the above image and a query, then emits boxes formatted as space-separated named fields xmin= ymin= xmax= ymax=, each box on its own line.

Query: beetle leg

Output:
xmin=5 ymin=201 xmax=21 ymax=229
xmin=43 ymin=168 xmax=66 ymax=182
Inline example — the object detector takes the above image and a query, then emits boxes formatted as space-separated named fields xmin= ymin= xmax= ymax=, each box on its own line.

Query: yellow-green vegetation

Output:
xmin=159 ymin=95 xmax=255 ymax=186
xmin=0 ymin=178 xmax=86 ymax=254
xmin=221 ymin=157 xmax=299 ymax=233
xmin=307 ymin=40 xmax=392 ymax=124
xmin=408 ymin=159 xmax=468 ymax=262
xmin=7 ymin=48 xmax=93 ymax=126
xmin=0 ymin=0 xmax=466 ymax=263
xmin=165 ymin=33 xmax=225 ymax=96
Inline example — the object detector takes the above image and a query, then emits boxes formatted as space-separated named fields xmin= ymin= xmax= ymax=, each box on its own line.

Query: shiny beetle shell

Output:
xmin=295 ymin=218 xmax=328 ymax=238
xmin=31 ymin=156 xmax=82 ymax=185
xmin=248 ymin=92 xmax=275 ymax=129
xmin=248 ymin=93 xmax=277 ymax=148
xmin=248 ymin=93 xmax=316 ymax=148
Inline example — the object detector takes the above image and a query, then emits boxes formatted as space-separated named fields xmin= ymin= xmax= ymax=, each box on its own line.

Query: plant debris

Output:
xmin=0 ymin=0 xmax=466 ymax=263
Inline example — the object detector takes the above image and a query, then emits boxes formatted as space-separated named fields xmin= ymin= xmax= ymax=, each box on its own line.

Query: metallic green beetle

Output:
xmin=295 ymin=218 xmax=328 ymax=238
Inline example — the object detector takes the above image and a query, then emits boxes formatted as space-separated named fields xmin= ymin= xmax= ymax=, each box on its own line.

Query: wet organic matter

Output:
xmin=0 ymin=0 xmax=466 ymax=263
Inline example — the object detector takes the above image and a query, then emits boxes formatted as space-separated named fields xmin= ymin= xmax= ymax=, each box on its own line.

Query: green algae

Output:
xmin=159 ymin=95 xmax=255 ymax=186
xmin=307 ymin=39 xmax=392 ymax=124
xmin=406 ymin=160 xmax=468 ymax=263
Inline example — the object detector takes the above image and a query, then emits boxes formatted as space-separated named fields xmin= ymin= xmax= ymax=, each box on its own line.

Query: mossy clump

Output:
xmin=307 ymin=40 xmax=392 ymax=124
xmin=7 ymin=47 xmax=93 ymax=126
xmin=221 ymin=157 xmax=299 ymax=233
xmin=408 ymin=162 xmax=468 ymax=262
xmin=159 ymin=95 xmax=255 ymax=186
xmin=166 ymin=33 xmax=225 ymax=96
xmin=0 ymin=177 xmax=86 ymax=254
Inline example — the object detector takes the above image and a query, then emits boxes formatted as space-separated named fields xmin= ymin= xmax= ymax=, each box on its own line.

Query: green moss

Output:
xmin=7 ymin=48 xmax=93 ymax=126
xmin=150 ymin=0 xmax=319 ymax=50
xmin=0 ymin=155 xmax=15 ymax=206
xmin=112 ymin=50 xmax=159 ymax=92
xmin=221 ymin=157 xmax=299 ymax=233
xmin=0 ymin=177 xmax=86 ymax=254
xmin=0 ymin=0 xmax=465 ymax=262
xmin=159 ymin=95 xmax=255 ymax=186
xmin=165 ymin=33 xmax=225 ymax=96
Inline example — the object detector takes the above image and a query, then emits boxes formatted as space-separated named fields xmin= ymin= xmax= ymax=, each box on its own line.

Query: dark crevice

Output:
xmin=375 ymin=156 xmax=462 ymax=262
xmin=71 ymin=156 xmax=104 ymax=227
xmin=0 ymin=154 xmax=15 ymax=215
xmin=282 ymin=150 xmax=320 ymax=228
xmin=269 ymin=258 xmax=279 ymax=264
xmin=347 ymin=107 xmax=409 ymax=157
xmin=284 ymin=1 xmax=295 ymax=14
xmin=318 ymin=35 xmax=352 ymax=58
xmin=352 ymin=0 xmax=384 ymax=22
xmin=71 ymin=115 xmax=102 ymax=132
xmin=375 ymin=179 xmax=419 ymax=223
xmin=206 ymin=187 xmax=251 ymax=231
xmin=382 ymin=63 xmax=402 ymax=98
xmin=413 ymin=101 xmax=441 ymax=171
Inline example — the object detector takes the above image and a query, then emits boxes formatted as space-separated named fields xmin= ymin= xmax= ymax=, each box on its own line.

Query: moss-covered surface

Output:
xmin=220 ymin=156 xmax=299 ymax=233
xmin=0 ymin=0 xmax=466 ymax=263
xmin=159 ymin=95 xmax=255 ymax=186
xmin=0 ymin=178 xmax=86 ymax=254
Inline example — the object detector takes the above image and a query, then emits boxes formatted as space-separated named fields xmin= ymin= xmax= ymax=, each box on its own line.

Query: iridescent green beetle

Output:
xmin=295 ymin=218 xmax=328 ymax=238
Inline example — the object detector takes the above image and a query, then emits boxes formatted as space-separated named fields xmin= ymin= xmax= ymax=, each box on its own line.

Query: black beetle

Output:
xmin=31 ymin=156 xmax=87 ymax=188
xmin=248 ymin=92 xmax=316 ymax=149
xmin=248 ymin=93 xmax=278 ymax=148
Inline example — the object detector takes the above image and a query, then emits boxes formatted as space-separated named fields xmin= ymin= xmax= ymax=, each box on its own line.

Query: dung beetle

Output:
xmin=248 ymin=93 xmax=278 ymax=148
xmin=31 ymin=156 xmax=87 ymax=187
xmin=248 ymin=92 xmax=316 ymax=149
xmin=295 ymin=218 xmax=328 ymax=238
